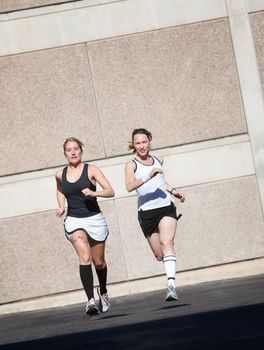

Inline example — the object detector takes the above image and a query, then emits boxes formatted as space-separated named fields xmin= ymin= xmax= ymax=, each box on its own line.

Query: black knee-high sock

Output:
xmin=79 ymin=264 xmax=94 ymax=300
xmin=96 ymin=265 xmax=107 ymax=295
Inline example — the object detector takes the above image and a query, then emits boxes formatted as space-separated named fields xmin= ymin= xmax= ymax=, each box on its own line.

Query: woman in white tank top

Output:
xmin=125 ymin=128 xmax=185 ymax=302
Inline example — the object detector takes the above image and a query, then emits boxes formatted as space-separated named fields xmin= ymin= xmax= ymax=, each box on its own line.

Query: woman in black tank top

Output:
xmin=55 ymin=137 xmax=115 ymax=316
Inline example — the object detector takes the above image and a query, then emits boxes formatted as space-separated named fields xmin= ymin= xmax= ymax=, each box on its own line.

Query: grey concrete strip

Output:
xmin=0 ymin=275 xmax=263 ymax=349
xmin=227 ymin=0 xmax=264 ymax=215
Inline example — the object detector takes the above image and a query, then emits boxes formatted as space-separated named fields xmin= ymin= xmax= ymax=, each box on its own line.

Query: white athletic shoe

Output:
xmin=86 ymin=298 xmax=99 ymax=316
xmin=97 ymin=288 xmax=110 ymax=313
xmin=165 ymin=285 xmax=178 ymax=301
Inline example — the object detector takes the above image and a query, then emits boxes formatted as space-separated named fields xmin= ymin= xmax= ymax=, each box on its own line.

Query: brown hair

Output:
xmin=63 ymin=137 xmax=84 ymax=154
xmin=128 ymin=128 xmax=152 ymax=153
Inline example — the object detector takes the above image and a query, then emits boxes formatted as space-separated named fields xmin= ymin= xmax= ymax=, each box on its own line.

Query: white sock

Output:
xmin=163 ymin=255 xmax=176 ymax=287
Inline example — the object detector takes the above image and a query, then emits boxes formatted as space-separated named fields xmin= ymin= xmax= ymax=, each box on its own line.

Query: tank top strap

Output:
xmin=62 ymin=166 xmax=68 ymax=182
xmin=131 ymin=159 xmax=137 ymax=172
xmin=80 ymin=163 xmax=88 ymax=180
xmin=133 ymin=157 xmax=153 ymax=164
xmin=152 ymin=155 xmax=162 ymax=166
xmin=133 ymin=155 xmax=158 ymax=167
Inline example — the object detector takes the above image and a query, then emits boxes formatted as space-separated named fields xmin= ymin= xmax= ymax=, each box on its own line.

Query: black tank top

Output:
xmin=61 ymin=163 xmax=100 ymax=218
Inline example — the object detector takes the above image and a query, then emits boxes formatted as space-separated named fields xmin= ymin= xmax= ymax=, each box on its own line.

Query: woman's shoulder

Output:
xmin=86 ymin=163 xmax=102 ymax=178
xmin=125 ymin=159 xmax=137 ymax=170
xmin=86 ymin=163 xmax=97 ymax=172
xmin=55 ymin=168 xmax=64 ymax=180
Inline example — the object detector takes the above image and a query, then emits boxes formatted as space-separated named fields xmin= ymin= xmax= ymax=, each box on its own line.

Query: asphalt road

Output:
xmin=0 ymin=274 xmax=263 ymax=350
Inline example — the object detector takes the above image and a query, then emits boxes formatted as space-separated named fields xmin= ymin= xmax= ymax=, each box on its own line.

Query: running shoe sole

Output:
xmin=86 ymin=306 xmax=99 ymax=316
xmin=97 ymin=288 xmax=110 ymax=313
xmin=165 ymin=287 xmax=178 ymax=302
xmin=165 ymin=294 xmax=178 ymax=302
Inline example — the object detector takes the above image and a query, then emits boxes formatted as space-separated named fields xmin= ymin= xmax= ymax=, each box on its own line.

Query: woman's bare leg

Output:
xmin=158 ymin=217 xmax=178 ymax=300
xmin=70 ymin=230 xmax=95 ymax=306
xmin=146 ymin=229 xmax=163 ymax=261
xmin=89 ymin=239 xmax=110 ymax=312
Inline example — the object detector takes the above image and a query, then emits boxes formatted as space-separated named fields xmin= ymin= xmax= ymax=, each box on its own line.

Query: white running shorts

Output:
xmin=64 ymin=213 xmax=109 ymax=242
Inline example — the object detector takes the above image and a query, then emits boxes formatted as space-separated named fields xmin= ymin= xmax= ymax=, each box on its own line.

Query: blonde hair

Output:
xmin=128 ymin=128 xmax=152 ymax=153
xmin=63 ymin=137 xmax=84 ymax=154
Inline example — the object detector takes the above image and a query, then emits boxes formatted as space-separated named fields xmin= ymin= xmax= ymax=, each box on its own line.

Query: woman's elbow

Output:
xmin=125 ymin=185 xmax=133 ymax=193
xmin=108 ymin=188 xmax=115 ymax=197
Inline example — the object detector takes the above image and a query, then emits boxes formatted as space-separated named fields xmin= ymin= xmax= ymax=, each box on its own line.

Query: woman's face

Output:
xmin=133 ymin=133 xmax=150 ymax=157
xmin=64 ymin=141 xmax=82 ymax=165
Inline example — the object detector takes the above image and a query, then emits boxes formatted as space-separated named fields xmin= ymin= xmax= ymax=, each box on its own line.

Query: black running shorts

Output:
xmin=138 ymin=202 xmax=177 ymax=237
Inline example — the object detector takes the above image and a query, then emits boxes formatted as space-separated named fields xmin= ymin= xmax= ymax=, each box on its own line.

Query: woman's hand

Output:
xmin=150 ymin=167 xmax=163 ymax=178
xmin=174 ymin=192 xmax=185 ymax=203
xmin=82 ymin=188 xmax=95 ymax=197
xmin=56 ymin=207 xmax=65 ymax=217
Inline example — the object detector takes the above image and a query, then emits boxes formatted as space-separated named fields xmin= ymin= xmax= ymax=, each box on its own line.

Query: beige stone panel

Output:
xmin=227 ymin=2 xmax=264 ymax=215
xmin=247 ymin=0 xmax=264 ymax=13
xmin=0 ymin=0 xmax=227 ymax=56
xmin=115 ymin=196 xmax=165 ymax=280
xmin=0 ymin=199 xmax=126 ymax=303
xmin=250 ymin=12 xmax=264 ymax=94
xmin=98 ymin=200 xmax=128 ymax=283
xmin=115 ymin=176 xmax=264 ymax=280
xmin=162 ymin=139 xmax=254 ymax=188
xmin=176 ymin=176 xmax=264 ymax=270
xmin=0 ymin=0 xmax=118 ymax=13
xmin=151 ymin=0 xmax=227 ymax=29
xmin=0 ymin=44 xmax=104 ymax=176
xmin=88 ymin=19 xmax=246 ymax=157
xmin=0 ymin=212 xmax=80 ymax=303
xmin=0 ymin=0 xmax=73 ymax=13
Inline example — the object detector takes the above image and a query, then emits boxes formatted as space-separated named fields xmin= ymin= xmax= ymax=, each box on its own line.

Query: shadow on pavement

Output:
xmin=98 ymin=313 xmax=129 ymax=320
xmin=154 ymin=303 xmax=190 ymax=311
xmin=1 ymin=303 xmax=263 ymax=350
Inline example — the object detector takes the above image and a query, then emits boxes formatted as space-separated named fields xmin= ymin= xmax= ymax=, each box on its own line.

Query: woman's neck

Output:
xmin=69 ymin=161 xmax=82 ymax=170
xmin=136 ymin=154 xmax=152 ymax=164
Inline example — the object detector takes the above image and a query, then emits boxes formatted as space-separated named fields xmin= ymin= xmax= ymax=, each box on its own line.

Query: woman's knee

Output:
xmin=161 ymin=239 xmax=174 ymax=250
xmin=154 ymin=252 xmax=163 ymax=261
xmin=79 ymin=253 xmax=92 ymax=265
xmin=93 ymin=259 xmax=106 ymax=270
xmin=160 ymin=242 xmax=175 ymax=256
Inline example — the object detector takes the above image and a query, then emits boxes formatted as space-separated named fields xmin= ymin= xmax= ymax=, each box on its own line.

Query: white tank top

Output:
xmin=133 ymin=155 xmax=171 ymax=211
